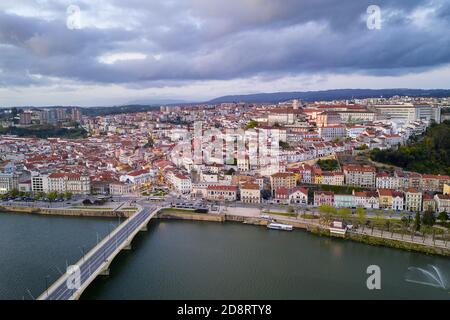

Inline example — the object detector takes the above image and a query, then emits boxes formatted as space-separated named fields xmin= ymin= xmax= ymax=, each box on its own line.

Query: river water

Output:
xmin=0 ymin=211 xmax=449 ymax=300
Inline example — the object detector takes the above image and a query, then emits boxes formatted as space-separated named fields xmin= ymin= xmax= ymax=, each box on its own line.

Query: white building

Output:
xmin=392 ymin=191 xmax=404 ymax=211
xmin=376 ymin=173 xmax=401 ymax=190
xmin=120 ymin=169 xmax=152 ymax=185
xmin=434 ymin=194 xmax=450 ymax=213
xmin=318 ymin=125 xmax=346 ymax=140
xmin=0 ymin=173 xmax=19 ymax=194
xmin=405 ymin=188 xmax=422 ymax=212
xmin=240 ymin=184 xmax=261 ymax=204
xmin=48 ymin=173 xmax=91 ymax=195
xmin=168 ymin=172 xmax=192 ymax=194
xmin=31 ymin=174 xmax=49 ymax=193
xmin=289 ymin=187 xmax=308 ymax=205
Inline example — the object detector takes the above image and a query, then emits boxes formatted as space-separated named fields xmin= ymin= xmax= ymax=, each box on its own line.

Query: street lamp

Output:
xmin=45 ymin=275 xmax=50 ymax=297
xmin=79 ymin=246 xmax=85 ymax=262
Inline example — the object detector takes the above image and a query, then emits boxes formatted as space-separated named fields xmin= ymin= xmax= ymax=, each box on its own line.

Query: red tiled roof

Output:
xmin=207 ymin=185 xmax=237 ymax=191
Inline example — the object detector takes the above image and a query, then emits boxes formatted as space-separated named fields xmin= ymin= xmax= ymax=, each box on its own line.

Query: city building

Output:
xmin=270 ymin=172 xmax=296 ymax=195
xmin=392 ymin=191 xmax=404 ymax=211
xmin=19 ymin=112 xmax=32 ymax=125
xmin=404 ymin=188 xmax=422 ymax=212
xmin=343 ymin=165 xmax=376 ymax=188
xmin=110 ymin=181 xmax=135 ymax=196
xmin=354 ymin=191 xmax=379 ymax=209
xmin=31 ymin=174 xmax=49 ymax=193
xmin=48 ymin=173 xmax=91 ymax=195
xmin=274 ymin=187 xmax=290 ymax=204
xmin=170 ymin=173 xmax=192 ymax=194
xmin=444 ymin=184 xmax=450 ymax=195
xmin=422 ymin=194 xmax=436 ymax=212
xmin=71 ymin=108 xmax=82 ymax=122
xmin=318 ymin=125 xmax=346 ymax=140
xmin=434 ymin=194 xmax=450 ymax=213
xmin=0 ymin=173 xmax=19 ymax=194
xmin=378 ymin=189 xmax=394 ymax=209
xmin=314 ymin=191 xmax=334 ymax=207
xmin=316 ymin=111 xmax=341 ymax=127
xmin=240 ymin=183 xmax=261 ymax=204
xmin=289 ymin=187 xmax=308 ymax=205
xmin=334 ymin=194 xmax=355 ymax=208
xmin=206 ymin=185 xmax=238 ymax=201
xmin=376 ymin=172 xmax=400 ymax=190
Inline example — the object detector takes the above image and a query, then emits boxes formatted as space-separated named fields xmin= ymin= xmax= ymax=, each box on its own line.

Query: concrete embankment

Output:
xmin=347 ymin=233 xmax=450 ymax=257
xmin=0 ymin=205 xmax=132 ymax=218
xmin=157 ymin=209 xmax=225 ymax=222
xmin=158 ymin=209 xmax=320 ymax=229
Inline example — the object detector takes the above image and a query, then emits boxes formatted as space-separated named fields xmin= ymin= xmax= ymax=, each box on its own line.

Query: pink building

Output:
xmin=314 ymin=191 xmax=334 ymax=207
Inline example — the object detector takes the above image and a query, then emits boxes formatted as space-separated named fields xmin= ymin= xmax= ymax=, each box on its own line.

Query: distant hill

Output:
xmin=126 ymin=98 xmax=189 ymax=105
xmin=207 ymin=89 xmax=450 ymax=104
xmin=81 ymin=105 xmax=161 ymax=117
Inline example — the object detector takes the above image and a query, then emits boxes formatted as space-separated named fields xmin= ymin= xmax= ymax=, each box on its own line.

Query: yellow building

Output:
xmin=378 ymin=189 xmax=393 ymax=209
xmin=444 ymin=184 xmax=450 ymax=195
xmin=314 ymin=174 xmax=323 ymax=185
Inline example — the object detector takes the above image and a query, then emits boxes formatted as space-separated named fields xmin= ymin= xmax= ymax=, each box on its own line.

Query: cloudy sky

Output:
xmin=1 ymin=0 xmax=450 ymax=106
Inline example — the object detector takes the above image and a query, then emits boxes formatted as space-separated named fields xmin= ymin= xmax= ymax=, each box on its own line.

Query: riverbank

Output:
xmin=157 ymin=209 xmax=450 ymax=257
xmin=0 ymin=205 xmax=131 ymax=218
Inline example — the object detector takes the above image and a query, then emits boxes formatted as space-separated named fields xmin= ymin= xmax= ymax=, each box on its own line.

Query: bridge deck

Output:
xmin=38 ymin=206 xmax=159 ymax=300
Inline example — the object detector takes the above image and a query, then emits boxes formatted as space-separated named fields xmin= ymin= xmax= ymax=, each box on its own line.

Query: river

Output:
xmin=0 ymin=211 xmax=448 ymax=300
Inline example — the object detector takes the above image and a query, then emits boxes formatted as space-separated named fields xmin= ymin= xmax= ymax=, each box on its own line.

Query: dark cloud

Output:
xmin=0 ymin=0 xmax=449 ymax=88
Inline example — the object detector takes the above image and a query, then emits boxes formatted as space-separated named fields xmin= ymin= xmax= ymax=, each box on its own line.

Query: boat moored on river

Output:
xmin=267 ymin=222 xmax=293 ymax=231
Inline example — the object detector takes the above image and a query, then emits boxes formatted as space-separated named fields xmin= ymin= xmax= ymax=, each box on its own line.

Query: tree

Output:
xmin=337 ymin=208 xmax=351 ymax=220
xmin=374 ymin=210 xmax=385 ymax=221
xmin=34 ymin=192 xmax=43 ymax=200
xmin=318 ymin=205 xmax=337 ymax=219
xmin=414 ymin=212 xmax=421 ymax=231
xmin=369 ymin=121 xmax=450 ymax=176
xmin=356 ymin=207 xmax=366 ymax=223
xmin=356 ymin=144 xmax=369 ymax=151
xmin=9 ymin=188 xmax=19 ymax=198
xmin=386 ymin=209 xmax=396 ymax=219
xmin=225 ymin=168 xmax=235 ymax=175
xmin=437 ymin=211 xmax=448 ymax=222
xmin=401 ymin=215 xmax=409 ymax=227
xmin=60 ymin=191 xmax=73 ymax=200
xmin=279 ymin=141 xmax=290 ymax=150
xmin=47 ymin=191 xmax=58 ymax=202
xmin=246 ymin=120 xmax=258 ymax=129
xmin=317 ymin=159 xmax=339 ymax=171
xmin=422 ymin=210 xmax=436 ymax=227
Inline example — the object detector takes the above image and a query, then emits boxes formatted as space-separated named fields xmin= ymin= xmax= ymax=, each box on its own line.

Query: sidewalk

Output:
xmin=352 ymin=227 xmax=450 ymax=249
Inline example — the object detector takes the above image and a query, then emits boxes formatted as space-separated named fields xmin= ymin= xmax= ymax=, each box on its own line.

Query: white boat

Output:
xmin=267 ymin=223 xmax=293 ymax=231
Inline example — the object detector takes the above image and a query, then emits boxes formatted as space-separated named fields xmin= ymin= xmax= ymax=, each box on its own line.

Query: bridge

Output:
xmin=38 ymin=205 xmax=160 ymax=300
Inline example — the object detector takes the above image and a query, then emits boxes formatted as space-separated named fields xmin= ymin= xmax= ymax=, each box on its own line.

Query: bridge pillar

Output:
xmin=140 ymin=225 xmax=148 ymax=232
xmin=100 ymin=269 xmax=110 ymax=276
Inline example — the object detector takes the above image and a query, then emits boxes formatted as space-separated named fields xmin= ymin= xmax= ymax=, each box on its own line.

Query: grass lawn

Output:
xmin=266 ymin=211 xmax=297 ymax=218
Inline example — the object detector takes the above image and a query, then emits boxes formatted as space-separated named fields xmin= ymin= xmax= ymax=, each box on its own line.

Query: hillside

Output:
xmin=370 ymin=121 xmax=450 ymax=175
xmin=0 ymin=124 xmax=87 ymax=139
xmin=208 ymin=89 xmax=450 ymax=104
